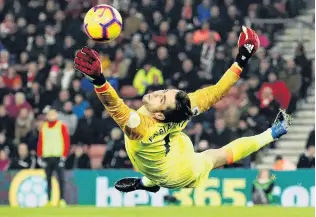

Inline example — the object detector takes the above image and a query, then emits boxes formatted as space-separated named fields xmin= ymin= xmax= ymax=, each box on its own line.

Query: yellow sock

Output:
xmin=141 ymin=176 xmax=157 ymax=187
xmin=223 ymin=129 xmax=274 ymax=164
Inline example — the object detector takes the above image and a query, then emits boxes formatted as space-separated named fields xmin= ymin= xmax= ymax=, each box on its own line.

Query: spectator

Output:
xmin=0 ymin=50 xmax=9 ymax=71
xmin=273 ymin=155 xmax=296 ymax=170
xmin=5 ymin=92 xmax=32 ymax=118
xmin=52 ymin=89 xmax=70 ymax=111
xmin=101 ymin=110 xmax=118 ymax=141
xmin=279 ymin=59 xmax=302 ymax=113
xmin=0 ymin=105 xmax=15 ymax=140
xmin=0 ymin=132 xmax=15 ymax=158
xmin=102 ymin=127 xmax=131 ymax=169
xmin=58 ymin=101 xmax=78 ymax=137
xmin=0 ymin=77 xmax=10 ymax=104
xmin=209 ymin=118 xmax=233 ymax=148
xmin=9 ymin=143 xmax=36 ymax=170
xmin=105 ymin=48 xmax=131 ymax=79
xmin=65 ymin=144 xmax=91 ymax=169
xmin=200 ymin=32 xmax=217 ymax=76
xmin=59 ymin=60 xmax=76 ymax=90
xmin=0 ymin=149 xmax=9 ymax=171
xmin=297 ymin=145 xmax=315 ymax=168
xmin=197 ymin=0 xmax=211 ymax=23
xmin=72 ymin=94 xmax=90 ymax=119
xmin=133 ymin=63 xmax=164 ymax=95
xmin=252 ymin=169 xmax=275 ymax=205
xmin=306 ymin=129 xmax=315 ymax=149
xmin=124 ymin=8 xmax=142 ymax=38
xmin=2 ymin=67 xmax=22 ymax=89
xmin=69 ymin=79 xmax=86 ymax=101
xmin=257 ymin=29 xmax=270 ymax=49
xmin=74 ymin=107 xmax=101 ymax=145
xmin=14 ymin=108 xmax=33 ymax=145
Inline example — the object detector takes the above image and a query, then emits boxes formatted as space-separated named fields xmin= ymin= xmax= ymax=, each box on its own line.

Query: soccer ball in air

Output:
xmin=84 ymin=4 xmax=122 ymax=42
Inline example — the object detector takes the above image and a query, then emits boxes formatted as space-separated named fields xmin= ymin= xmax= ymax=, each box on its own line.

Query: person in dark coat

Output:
xmin=297 ymin=145 xmax=315 ymax=168
xmin=65 ymin=144 xmax=91 ymax=169
xmin=9 ymin=143 xmax=36 ymax=170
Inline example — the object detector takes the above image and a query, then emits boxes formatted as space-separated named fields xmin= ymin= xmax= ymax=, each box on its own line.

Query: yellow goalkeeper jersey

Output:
xmin=94 ymin=63 xmax=241 ymax=188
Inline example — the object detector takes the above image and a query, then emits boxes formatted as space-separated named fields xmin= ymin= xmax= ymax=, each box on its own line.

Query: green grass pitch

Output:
xmin=0 ymin=206 xmax=314 ymax=217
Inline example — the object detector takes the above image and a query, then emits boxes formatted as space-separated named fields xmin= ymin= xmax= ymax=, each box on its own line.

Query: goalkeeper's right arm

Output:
xmin=95 ymin=82 xmax=155 ymax=140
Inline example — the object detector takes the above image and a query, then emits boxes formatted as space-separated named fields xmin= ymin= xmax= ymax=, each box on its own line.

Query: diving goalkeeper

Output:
xmin=74 ymin=26 xmax=291 ymax=192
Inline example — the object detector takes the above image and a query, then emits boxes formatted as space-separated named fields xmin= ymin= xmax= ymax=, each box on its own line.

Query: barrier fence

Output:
xmin=0 ymin=169 xmax=314 ymax=207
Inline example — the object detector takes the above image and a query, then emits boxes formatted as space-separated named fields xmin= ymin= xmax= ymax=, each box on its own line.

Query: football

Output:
xmin=83 ymin=4 xmax=122 ymax=43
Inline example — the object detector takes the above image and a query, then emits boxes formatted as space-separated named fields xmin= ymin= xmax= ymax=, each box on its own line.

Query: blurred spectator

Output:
xmin=102 ymin=127 xmax=131 ymax=168
xmin=0 ymin=132 xmax=15 ymax=158
xmin=279 ymin=59 xmax=302 ymax=113
xmin=197 ymin=0 xmax=211 ymax=23
xmin=297 ymin=145 xmax=315 ymax=168
xmin=252 ymin=169 xmax=275 ymax=205
xmin=209 ymin=118 xmax=233 ymax=148
xmin=5 ymin=92 xmax=32 ymax=118
xmin=133 ymin=63 xmax=163 ymax=95
xmin=257 ymin=29 xmax=270 ymax=49
xmin=65 ymin=144 xmax=91 ymax=169
xmin=294 ymin=43 xmax=312 ymax=100
xmin=14 ymin=108 xmax=33 ymax=145
xmin=2 ymin=67 xmax=22 ymax=89
xmin=73 ymin=107 xmax=101 ymax=145
xmin=58 ymin=101 xmax=78 ymax=137
xmin=101 ymin=110 xmax=118 ymax=141
xmin=0 ymin=105 xmax=15 ymax=139
xmin=273 ymin=155 xmax=296 ymax=170
xmin=105 ymin=48 xmax=131 ymax=79
xmin=53 ymin=89 xmax=70 ymax=111
xmin=9 ymin=143 xmax=36 ymax=170
xmin=72 ymin=94 xmax=90 ymax=119
xmin=0 ymin=149 xmax=9 ymax=171
xmin=123 ymin=8 xmax=142 ymax=38
xmin=59 ymin=60 xmax=76 ymax=90
xmin=306 ymin=129 xmax=315 ymax=149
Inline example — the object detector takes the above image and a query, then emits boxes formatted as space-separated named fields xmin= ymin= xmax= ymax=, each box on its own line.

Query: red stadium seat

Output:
xmin=88 ymin=144 xmax=107 ymax=169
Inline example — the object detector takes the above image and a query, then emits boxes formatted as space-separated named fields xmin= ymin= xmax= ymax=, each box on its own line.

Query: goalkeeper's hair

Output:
xmin=163 ymin=91 xmax=193 ymax=123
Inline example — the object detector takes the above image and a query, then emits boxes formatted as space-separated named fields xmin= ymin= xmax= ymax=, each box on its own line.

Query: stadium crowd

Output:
xmin=0 ymin=0 xmax=313 ymax=170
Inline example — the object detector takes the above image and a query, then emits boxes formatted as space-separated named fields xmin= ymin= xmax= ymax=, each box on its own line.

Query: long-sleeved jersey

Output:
xmin=95 ymin=63 xmax=241 ymax=188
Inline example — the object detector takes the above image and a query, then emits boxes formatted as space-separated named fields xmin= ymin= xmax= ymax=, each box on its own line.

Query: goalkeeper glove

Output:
xmin=235 ymin=26 xmax=260 ymax=68
xmin=74 ymin=47 xmax=106 ymax=86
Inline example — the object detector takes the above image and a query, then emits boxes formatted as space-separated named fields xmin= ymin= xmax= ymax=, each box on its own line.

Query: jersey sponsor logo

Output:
xmin=244 ymin=44 xmax=254 ymax=53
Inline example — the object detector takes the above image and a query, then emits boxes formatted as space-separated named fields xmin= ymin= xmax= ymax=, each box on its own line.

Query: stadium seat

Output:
xmin=88 ymin=144 xmax=107 ymax=169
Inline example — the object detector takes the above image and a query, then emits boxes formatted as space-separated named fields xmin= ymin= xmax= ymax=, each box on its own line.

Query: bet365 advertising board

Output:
xmin=0 ymin=169 xmax=313 ymax=207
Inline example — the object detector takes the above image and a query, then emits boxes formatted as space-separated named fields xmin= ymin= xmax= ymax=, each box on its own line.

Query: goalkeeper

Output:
xmin=74 ymin=26 xmax=291 ymax=192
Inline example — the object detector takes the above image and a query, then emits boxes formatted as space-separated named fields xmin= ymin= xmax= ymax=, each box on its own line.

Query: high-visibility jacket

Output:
xmin=37 ymin=120 xmax=70 ymax=158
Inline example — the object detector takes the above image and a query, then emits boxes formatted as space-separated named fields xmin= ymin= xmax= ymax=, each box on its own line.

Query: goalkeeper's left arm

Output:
xmin=189 ymin=26 xmax=260 ymax=115
xmin=94 ymin=82 xmax=156 ymax=140
xmin=74 ymin=47 xmax=155 ymax=140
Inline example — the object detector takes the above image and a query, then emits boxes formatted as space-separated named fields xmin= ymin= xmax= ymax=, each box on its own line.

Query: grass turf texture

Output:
xmin=0 ymin=206 xmax=314 ymax=217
